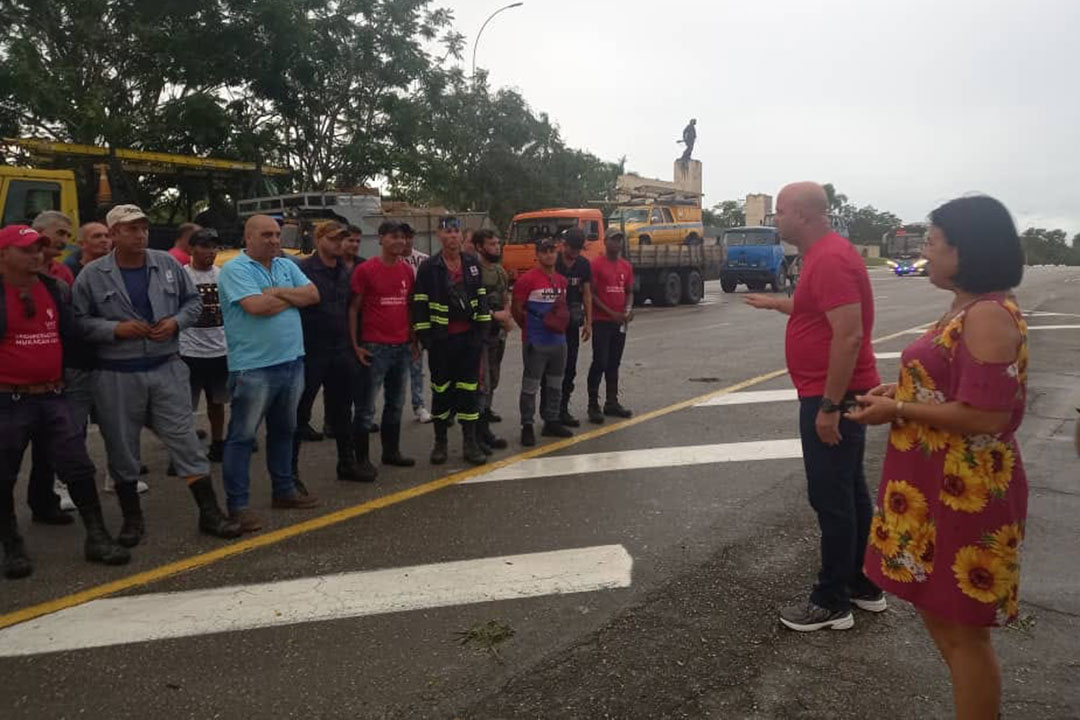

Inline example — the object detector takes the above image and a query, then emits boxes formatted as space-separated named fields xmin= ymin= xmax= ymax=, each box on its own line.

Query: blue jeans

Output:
xmin=409 ymin=351 xmax=425 ymax=410
xmin=223 ymin=358 xmax=304 ymax=512
xmin=356 ymin=343 xmax=410 ymax=430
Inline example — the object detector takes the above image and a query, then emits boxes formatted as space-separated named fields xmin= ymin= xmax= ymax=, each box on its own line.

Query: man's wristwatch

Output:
xmin=820 ymin=398 xmax=843 ymax=414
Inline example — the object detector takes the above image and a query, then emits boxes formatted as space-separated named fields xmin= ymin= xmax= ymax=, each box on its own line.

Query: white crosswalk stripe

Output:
xmin=695 ymin=389 xmax=798 ymax=407
xmin=0 ymin=545 xmax=633 ymax=657
xmin=464 ymin=439 xmax=803 ymax=485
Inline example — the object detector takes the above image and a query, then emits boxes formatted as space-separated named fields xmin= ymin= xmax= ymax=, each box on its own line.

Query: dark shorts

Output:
xmin=182 ymin=355 xmax=230 ymax=405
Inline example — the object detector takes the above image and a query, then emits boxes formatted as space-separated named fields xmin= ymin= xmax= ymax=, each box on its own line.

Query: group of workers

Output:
xmin=0 ymin=205 xmax=635 ymax=578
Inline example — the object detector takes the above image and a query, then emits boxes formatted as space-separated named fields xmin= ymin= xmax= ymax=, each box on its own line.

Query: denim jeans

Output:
xmin=798 ymin=397 xmax=878 ymax=612
xmin=356 ymin=343 xmax=410 ymax=429
xmin=223 ymin=358 xmax=304 ymax=512
xmin=409 ymin=351 xmax=425 ymax=410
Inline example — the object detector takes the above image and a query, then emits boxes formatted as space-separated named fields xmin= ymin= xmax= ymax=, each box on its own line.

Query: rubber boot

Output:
xmin=352 ymin=429 xmax=379 ymax=482
xmin=335 ymin=431 xmax=359 ymax=480
xmin=461 ymin=421 xmax=488 ymax=466
xmin=115 ymin=482 xmax=145 ymax=548
xmin=479 ymin=417 xmax=507 ymax=451
xmin=188 ymin=476 xmax=242 ymax=539
xmin=381 ymin=424 xmax=415 ymax=467
xmin=430 ymin=419 xmax=449 ymax=465
xmin=77 ymin=502 xmax=130 ymax=566
xmin=291 ymin=434 xmax=309 ymax=496
xmin=1 ymin=514 xmax=33 ymax=580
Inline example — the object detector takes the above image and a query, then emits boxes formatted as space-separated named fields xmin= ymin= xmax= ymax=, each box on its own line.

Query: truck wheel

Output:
xmin=720 ymin=276 xmax=737 ymax=293
xmin=684 ymin=232 xmax=702 ymax=246
xmin=656 ymin=271 xmax=682 ymax=306
xmin=638 ymin=235 xmax=652 ymax=245
xmin=771 ymin=265 xmax=788 ymax=293
xmin=682 ymin=270 xmax=704 ymax=304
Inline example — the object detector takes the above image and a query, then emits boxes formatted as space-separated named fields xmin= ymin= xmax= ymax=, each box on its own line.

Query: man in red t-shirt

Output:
xmin=746 ymin=182 xmax=882 ymax=632
xmin=586 ymin=229 xmax=635 ymax=424
xmin=0 ymin=225 xmax=129 ymax=579
xmin=33 ymin=210 xmax=76 ymax=286
xmin=349 ymin=221 xmax=417 ymax=478
xmin=168 ymin=223 xmax=200 ymax=266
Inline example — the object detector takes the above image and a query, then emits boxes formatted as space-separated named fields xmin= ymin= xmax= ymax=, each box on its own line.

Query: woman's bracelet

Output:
xmin=896 ymin=400 xmax=906 ymax=419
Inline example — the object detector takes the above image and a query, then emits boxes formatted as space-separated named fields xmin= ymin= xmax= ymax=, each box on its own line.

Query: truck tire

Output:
xmin=638 ymin=234 xmax=652 ymax=245
xmin=656 ymin=271 xmax=682 ymax=306
xmin=684 ymin=232 xmax=702 ymax=246
xmin=771 ymin=265 xmax=788 ymax=293
xmin=720 ymin=276 xmax=737 ymax=293
xmin=682 ymin=270 xmax=704 ymax=304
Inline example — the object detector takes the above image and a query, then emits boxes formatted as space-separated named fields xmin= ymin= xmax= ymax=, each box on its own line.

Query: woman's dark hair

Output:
xmin=930 ymin=195 xmax=1024 ymax=293
xmin=471 ymin=228 xmax=496 ymax=247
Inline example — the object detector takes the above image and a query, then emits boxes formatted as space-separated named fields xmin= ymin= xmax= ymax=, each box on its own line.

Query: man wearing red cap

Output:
xmin=0 ymin=225 xmax=130 ymax=579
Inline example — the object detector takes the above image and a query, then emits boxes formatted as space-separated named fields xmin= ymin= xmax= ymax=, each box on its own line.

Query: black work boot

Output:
xmin=381 ymin=424 xmax=416 ymax=467
xmin=541 ymin=421 xmax=574 ymax=438
xmin=115 ymin=482 xmax=145 ymax=548
xmin=352 ymin=429 xmax=379 ymax=482
xmin=1 ymin=514 xmax=33 ymax=580
xmin=558 ymin=407 xmax=581 ymax=428
xmin=603 ymin=400 xmax=633 ymax=418
xmin=77 ymin=502 xmax=130 ymax=566
xmin=479 ymin=417 xmax=508 ymax=451
xmin=335 ymin=432 xmax=359 ymax=481
xmin=188 ymin=476 xmax=242 ymax=539
xmin=461 ymin=421 xmax=488 ymax=466
xmin=587 ymin=400 xmax=605 ymax=424
xmin=430 ymin=419 xmax=449 ymax=465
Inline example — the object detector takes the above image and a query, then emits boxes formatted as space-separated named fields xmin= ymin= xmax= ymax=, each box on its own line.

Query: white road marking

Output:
xmin=1025 ymin=311 xmax=1080 ymax=318
xmin=0 ymin=545 xmax=632 ymax=657
xmin=876 ymin=351 xmax=902 ymax=360
xmin=694 ymin=389 xmax=798 ymax=407
xmin=464 ymin=439 xmax=803 ymax=485
xmin=1026 ymin=324 xmax=1080 ymax=331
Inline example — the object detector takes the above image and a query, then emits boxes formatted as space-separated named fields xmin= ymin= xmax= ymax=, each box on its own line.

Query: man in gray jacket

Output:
xmin=73 ymin=205 xmax=240 ymax=546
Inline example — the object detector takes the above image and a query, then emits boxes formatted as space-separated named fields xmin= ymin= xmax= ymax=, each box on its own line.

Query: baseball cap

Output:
xmin=106 ymin=204 xmax=148 ymax=229
xmin=438 ymin=216 xmax=461 ymax=230
xmin=561 ymin=227 xmax=586 ymax=249
xmin=0 ymin=225 xmax=43 ymax=249
xmin=189 ymin=228 xmax=220 ymax=247
xmin=606 ymin=227 xmax=626 ymax=240
xmin=315 ymin=221 xmax=345 ymax=240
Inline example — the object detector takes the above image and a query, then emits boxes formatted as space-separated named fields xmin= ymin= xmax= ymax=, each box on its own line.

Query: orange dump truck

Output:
xmin=502 ymin=208 xmax=605 ymax=282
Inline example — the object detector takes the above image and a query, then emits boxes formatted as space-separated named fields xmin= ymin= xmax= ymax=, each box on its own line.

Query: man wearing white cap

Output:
xmin=72 ymin=204 xmax=240 ymax=545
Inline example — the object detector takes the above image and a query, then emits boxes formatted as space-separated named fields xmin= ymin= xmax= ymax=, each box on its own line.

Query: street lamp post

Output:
xmin=471 ymin=2 xmax=524 ymax=78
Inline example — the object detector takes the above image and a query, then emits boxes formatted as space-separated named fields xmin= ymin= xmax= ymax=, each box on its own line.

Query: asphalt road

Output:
xmin=2 ymin=266 xmax=1079 ymax=719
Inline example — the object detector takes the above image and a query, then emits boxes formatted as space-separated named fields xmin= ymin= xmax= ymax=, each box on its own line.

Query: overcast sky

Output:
xmin=447 ymin=0 xmax=1079 ymax=235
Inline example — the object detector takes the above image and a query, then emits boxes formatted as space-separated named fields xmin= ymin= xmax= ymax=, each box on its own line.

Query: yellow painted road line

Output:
xmin=0 ymin=320 xmax=929 ymax=631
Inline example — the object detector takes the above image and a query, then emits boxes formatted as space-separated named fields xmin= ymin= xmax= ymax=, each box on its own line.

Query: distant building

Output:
xmin=744 ymin=193 xmax=773 ymax=227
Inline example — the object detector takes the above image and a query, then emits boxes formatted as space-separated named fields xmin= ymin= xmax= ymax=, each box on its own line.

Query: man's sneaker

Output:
xmin=587 ymin=404 xmax=605 ymax=424
xmin=521 ymin=425 xmax=536 ymax=447
xmin=779 ymin=601 xmax=854 ymax=632
xmin=55 ymin=480 xmax=76 ymax=512
xmin=541 ymin=422 xmax=574 ymax=438
xmin=558 ymin=412 xmax=580 ymax=428
xmin=103 ymin=475 xmax=149 ymax=494
xmin=299 ymin=423 xmax=324 ymax=442
xmin=603 ymin=402 xmax=633 ymax=419
xmin=415 ymin=407 xmax=433 ymax=424
xmin=271 ymin=492 xmax=320 ymax=510
xmin=228 ymin=509 xmax=263 ymax=534
xmin=851 ymin=590 xmax=888 ymax=613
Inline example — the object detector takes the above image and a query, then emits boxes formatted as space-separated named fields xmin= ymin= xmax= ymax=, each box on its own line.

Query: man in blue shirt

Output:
xmin=218 ymin=214 xmax=321 ymax=532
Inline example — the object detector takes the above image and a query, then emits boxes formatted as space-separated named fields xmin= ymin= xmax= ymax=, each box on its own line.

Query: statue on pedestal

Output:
xmin=678 ymin=118 xmax=697 ymax=161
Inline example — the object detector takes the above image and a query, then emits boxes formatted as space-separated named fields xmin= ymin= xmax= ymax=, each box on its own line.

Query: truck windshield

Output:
xmin=723 ymin=230 xmax=779 ymax=246
xmin=607 ymin=209 xmax=649 ymax=226
xmin=507 ymin=218 xmax=580 ymax=244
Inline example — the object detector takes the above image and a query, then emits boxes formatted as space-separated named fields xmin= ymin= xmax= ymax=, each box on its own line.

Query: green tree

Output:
xmin=842 ymin=205 xmax=902 ymax=247
xmin=823 ymin=183 xmax=849 ymax=215
xmin=702 ymin=200 xmax=745 ymax=228
xmin=1020 ymin=227 xmax=1080 ymax=265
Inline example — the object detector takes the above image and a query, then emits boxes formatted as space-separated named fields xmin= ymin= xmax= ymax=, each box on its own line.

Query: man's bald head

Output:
xmin=775 ymin=182 xmax=831 ymax=248
xmin=244 ymin=214 xmax=282 ymax=263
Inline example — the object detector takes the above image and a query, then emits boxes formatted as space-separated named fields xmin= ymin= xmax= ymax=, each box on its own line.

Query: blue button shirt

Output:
xmin=218 ymin=252 xmax=312 ymax=371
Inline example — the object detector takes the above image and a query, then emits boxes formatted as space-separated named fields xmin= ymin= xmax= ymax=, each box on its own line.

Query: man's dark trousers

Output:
xmin=587 ymin=321 xmax=626 ymax=405
xmin=798 ymin=397 xmax=878 ymax=612
xmin=295 ymin=351 xmax=353 ymax=473
xmin=542 ymin=321 xmax=581 ymax=416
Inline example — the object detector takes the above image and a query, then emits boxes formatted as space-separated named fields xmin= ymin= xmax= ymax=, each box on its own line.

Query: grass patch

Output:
xmin=456 ymin=620 xmax=516 ymax=660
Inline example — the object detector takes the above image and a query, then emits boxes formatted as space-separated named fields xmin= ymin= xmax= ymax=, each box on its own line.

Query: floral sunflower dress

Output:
xmin=864 ymin=295 xmax=1029 ymax=626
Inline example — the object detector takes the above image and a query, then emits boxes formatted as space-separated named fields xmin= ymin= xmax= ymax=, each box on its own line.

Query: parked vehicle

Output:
xmin=503 ymin=208 xmax=604 ymax=282
xmin=607 ymin=198 xmax=704 ymax=246
xmin=719 ymin=226 xmax=795 ymax=293
xmin=886 ymin=255 xmax=929 ymax=276
xmin=628 ymin=242 xmax=723 ymax=306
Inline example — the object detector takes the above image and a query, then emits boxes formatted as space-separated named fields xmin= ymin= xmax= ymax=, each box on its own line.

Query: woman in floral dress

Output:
xmin=846 ymin=196 xmax=1027 ymax=720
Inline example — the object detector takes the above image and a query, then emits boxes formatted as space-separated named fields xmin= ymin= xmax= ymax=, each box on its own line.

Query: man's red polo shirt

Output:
xmin=0 ymin=281 xmax=63 ymax=385
xmin=785 ymin=232 xmax=880 ymax=398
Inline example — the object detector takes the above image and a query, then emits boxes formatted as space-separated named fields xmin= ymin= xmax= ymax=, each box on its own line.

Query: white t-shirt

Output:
xmin=402 ymin=249 xmax=428 ymax=277
xmin=180 ymin=265 xmax=228 ymax=358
